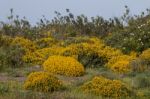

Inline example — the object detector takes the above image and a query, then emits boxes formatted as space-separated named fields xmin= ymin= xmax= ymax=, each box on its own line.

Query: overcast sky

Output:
xmin=0 ymin=0 xmax=150 ymax=24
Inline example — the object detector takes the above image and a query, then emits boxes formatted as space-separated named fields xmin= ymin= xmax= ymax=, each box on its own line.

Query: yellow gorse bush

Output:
xmin=99 ymin=46 xmax=123 ymax=59
xmin=23 ymin=46 xmax=66 ymax=65
xmin=62 ymin=37 xmax=104 ymax=57
xmin=63 ymin=38 xmax=122 ymax=58
xmin=11 ymin=36 xmax=37 ymax=52
xmin=110 ymin=60 xmax=130 ymax=73
xmin=107 ymin=55 xmax=136 ymax=74
xmin=20 ymin=36 xmax=125 ymax=71
xmin=35 ymin=37 xmax=57 ymax=48
xmin=0 ymin=35 xmax=13 ymax=46
xmin=81 ymin=76 xmax=131 ymax=98
xmin=43 ymin=55 xmax=85 ymax=77
xmin=22 ymin=37 xmax=124 ymax=68
xmin=23 ymin=50 xmax=45 ymax=65
xmin=23 ymin=71 xmax=63 ymax=92
xmin=63 ymin=38 xmax=123 ymax=68
xmin=140 ymin=48 xmax=150 ymax=62
xmin=129 ymin=51 xmax=138 ymax=58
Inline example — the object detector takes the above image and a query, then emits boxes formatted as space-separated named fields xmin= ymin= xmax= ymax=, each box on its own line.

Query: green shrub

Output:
xmin=0 ymin=45 xmax=25 ymax=70
xmin=0 ymin=35 xmax=13 ymax=47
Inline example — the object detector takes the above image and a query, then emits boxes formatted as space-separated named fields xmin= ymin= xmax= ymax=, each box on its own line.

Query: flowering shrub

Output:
xmin=23 ymin=46 xmax=66 ymax=65
xmin=11 ymin=37 xmax=37 ymax=52
xmin=0 ymin=36 xmax=29 ymax=68
xmin=63 ymin=37 xmax=104 ymax=56
xmin=35 ymin=37 xmax=57 ymax=48
xmin=23 ymin=50 xmax=45 ymax=65
xmin=23 ymin=72 xmax=63 ymax=92
xmin=23 ymin=37 xmax=123 ymax=68
xmin=81 ymin=76 xmax=131 ymax=98
xmin=98 ymin=46 xmax=123 ymax=59
xmin=132 ymin=48 xmax=150 ymax=71
xmin=129 ymin=51 xmax=138 ymax=58
xmin=105 ymin=16 xmax=150 ymax=53
xmin=63 ymin=38 xmax=122 ymax=68
xmin=43 ymin=55 xmax=85 ymax=77
xmin=110 ymin=60 xmax=130 ymax=73
xmin=0 ymin=35 xmax=13 ymax=47
xmin=107 ymin=55 xmax=135 ymax=74
xmin=140 ymin=48 xmax=150 ymax=62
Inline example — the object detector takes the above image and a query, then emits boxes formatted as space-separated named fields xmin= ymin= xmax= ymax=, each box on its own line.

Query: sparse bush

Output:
xmin=133 ymin=74 xmax=150 ymax=88
xmin=131 ymin=59 xmax=148 ymax=72
xmin=0 ymin=45 xmax=25 ymax=69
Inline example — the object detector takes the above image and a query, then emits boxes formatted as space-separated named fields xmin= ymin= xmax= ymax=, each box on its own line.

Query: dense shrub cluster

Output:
xmin=63 ymin=38 xmax=123 ymax=68
xmin=23 ymin=72 xmax=63 ymax=92
xmin=1 ymin=34 xmax=148 ymax=75
xmin=23 ymin=46 xmax=66 ymax=65
xmin=0 ymin=7 xmax=150 ymax=98
xmin=43 ymin=55 xmax=85 ymax=77
xmin=81 ymin=76 xmax=131 ymax=98
xmin=23 ymin=37 xmax=123 ymax=68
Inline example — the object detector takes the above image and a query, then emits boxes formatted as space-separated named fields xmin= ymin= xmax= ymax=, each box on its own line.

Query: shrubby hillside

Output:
xmin=0 ymin=6 xmax=150 ymax=99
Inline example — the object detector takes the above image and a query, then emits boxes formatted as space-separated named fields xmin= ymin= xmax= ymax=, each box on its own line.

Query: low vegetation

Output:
xmin=0 ymin=6 xmax=150 ymax=99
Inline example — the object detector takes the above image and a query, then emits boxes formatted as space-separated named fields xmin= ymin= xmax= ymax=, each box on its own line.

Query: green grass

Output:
xmin=0 ymin=66 xmax=150 ymax=99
